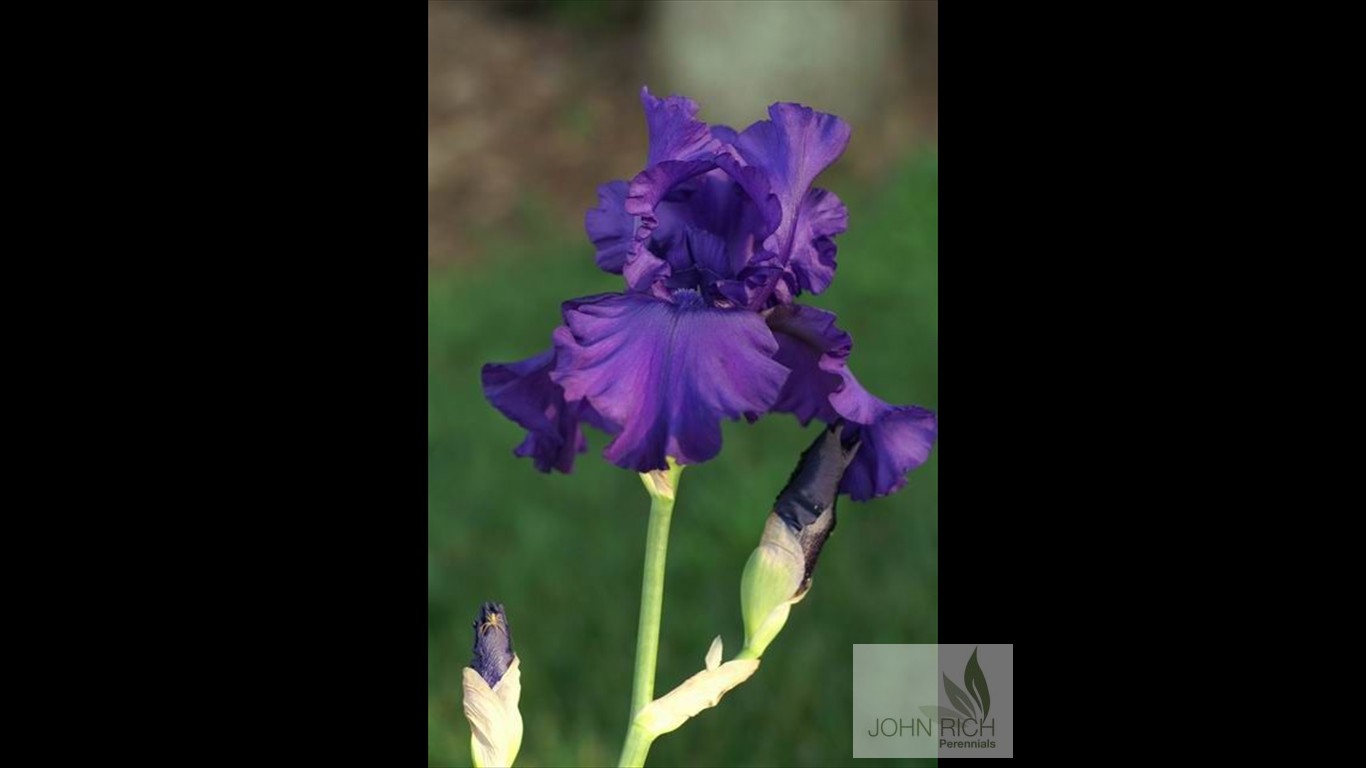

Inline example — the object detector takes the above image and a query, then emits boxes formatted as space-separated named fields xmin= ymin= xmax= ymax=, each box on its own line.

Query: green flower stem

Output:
xmin=618 ymin=722 xmax=655 ymax=768
xmin=619 ymin=461 xmax=683 ymax=768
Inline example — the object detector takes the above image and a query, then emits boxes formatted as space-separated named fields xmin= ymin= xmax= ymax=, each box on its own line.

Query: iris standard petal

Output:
xmin=585 ymin=180 xmax=634 ymax=274
xmin=585 ymin=89 xmax=715 ymax=285
xmin=711 ymin=152 xmax=782 ymax=266
xmin=653 ymin=173 xmax=744 ymax=270
xmin=735 ymin=102 xmax=851 ymax=298
xmin=481 ymin=347 xmax=606 ymax=474
xmin=644 ymin=166 xmax=779 ymax=298
xmin=624 ymin=159 xmax=718 ymax=293
xmin=786 ymin=187 xmax=848 ymax=295
xmin=551 ymin=290 xmax=790 ymax=471
xmin=624 ymin=91 xmax=785 ymax=299
xmin=765 ymin=303 xmax=937 ymax=500
xmin=641 ymin=86 xmax=721 ymax=167
xmin=618 ymin=88 xmax=726 ymax=293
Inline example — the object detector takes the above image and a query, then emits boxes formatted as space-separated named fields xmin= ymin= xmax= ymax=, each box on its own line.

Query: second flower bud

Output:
xmin=739 ymin=423 xmax=859 ymax=657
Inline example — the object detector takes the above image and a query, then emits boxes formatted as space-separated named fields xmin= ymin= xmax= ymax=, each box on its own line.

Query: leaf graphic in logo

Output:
xmin=943 ymin=674 xmax=977 ymax=720
xmin=964 ymin=647 xmax=990 ymax=720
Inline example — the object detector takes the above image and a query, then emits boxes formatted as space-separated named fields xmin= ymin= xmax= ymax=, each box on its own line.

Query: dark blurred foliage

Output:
xmin=491 ymin=0 xmax=648 ymax=33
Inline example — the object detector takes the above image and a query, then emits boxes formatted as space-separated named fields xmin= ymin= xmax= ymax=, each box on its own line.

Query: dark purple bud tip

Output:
xmin=774 ymin=422 xmax=860 ymax=532
xmin=470 ymin=601 xmax=515 ymax=688
xmin=773 ymin=422 xmax=861 ymax=593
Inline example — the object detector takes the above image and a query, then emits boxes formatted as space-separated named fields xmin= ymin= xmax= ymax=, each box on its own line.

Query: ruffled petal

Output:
xmin=624 ymin=159 xmax=717 ymax=292
xmin=654 ymin=167 xmax=778 ymax=279
xmin=551 ymin=291 xmax=790 ymax=471
xmin=734 ymin=103 xmax=851 ymax=299
xmin=641 ymin=86 xmax=721 ymax=167
xmin=624 ymin=158 xmax=781 ymax=300
xmin=616 ymin=87 xmax=725 ymax=294
xmin=626 ymin=160 xmax=720 ymax=219
xmin=787 ymin=187 xmax=848 ymax=295
xmin=632 ymin=164 xmax=780 ymax=305
xmin=765 ymin=303 xmax=937 ymax=500
xmin=481 ymin=347 xmax=608 ymax=474
xmin=621 ymin=239 xmax=673 ymax=296
xmin=708 ymin=154 xmax=782 ymax=272
xmin=765 ymin=304 xmax=847 ymax=425
xmin=585 ymin=180 xmax=634 ymax=274
xmin=735 ymin=104 xmax=851 ymax=252
xmin=837 ymin=402 xmax=938 ymax=502
xmin=623 ymin=92 xmax=783 ymax=298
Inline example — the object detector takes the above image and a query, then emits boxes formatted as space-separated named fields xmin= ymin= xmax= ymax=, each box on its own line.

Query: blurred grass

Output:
xmin=429 ymin=151 xmax=937 ymax=767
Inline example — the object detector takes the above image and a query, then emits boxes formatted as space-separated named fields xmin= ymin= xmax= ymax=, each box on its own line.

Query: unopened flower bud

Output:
xmin=462 ymin=602 xmax=523 ymax=767
xmin=471 ymin=601 xmax=515 ymax=687
xmin=740 ymin=424 xmax=859 ymax=657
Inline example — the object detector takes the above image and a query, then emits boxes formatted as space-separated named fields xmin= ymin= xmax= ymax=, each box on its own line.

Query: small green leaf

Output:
xmin=964 ymin=647 xmax=991 ymax=720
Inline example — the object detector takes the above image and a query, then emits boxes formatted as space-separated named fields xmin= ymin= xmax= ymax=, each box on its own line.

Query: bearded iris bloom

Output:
xmin=482 ymin=87 xmax=936 ymax=500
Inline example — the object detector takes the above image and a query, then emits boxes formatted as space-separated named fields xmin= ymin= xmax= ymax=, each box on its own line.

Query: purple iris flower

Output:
xmin=481 ymin=87 xmax=937 ymax=500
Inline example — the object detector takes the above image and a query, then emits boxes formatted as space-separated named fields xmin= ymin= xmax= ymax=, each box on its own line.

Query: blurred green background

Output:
xmin=430 ymin=2 xmax=937 ymax=766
